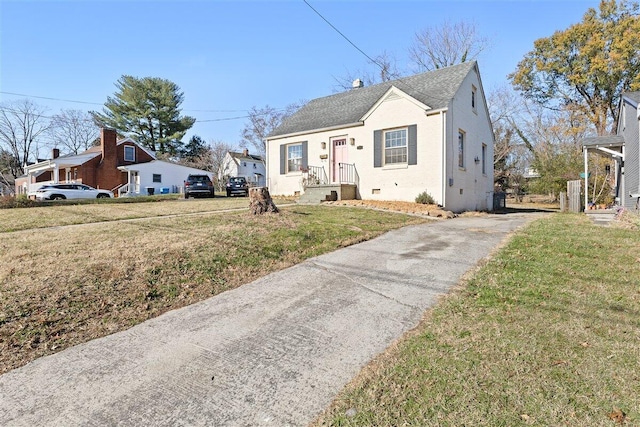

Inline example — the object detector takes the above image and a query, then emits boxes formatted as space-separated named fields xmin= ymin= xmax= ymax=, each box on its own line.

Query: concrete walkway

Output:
xmin=0 ymin=212 xmax=541 ymax=426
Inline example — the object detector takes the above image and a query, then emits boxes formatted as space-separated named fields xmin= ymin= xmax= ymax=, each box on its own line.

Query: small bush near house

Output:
xmin=0 ymin=195 xmax=40 ymax=209
xmin=415 ymin=191 xmax=436 ymax=205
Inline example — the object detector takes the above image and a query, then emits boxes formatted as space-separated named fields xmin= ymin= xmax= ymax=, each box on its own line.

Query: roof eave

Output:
xmin=267 ymin=121 xmax=365 ymax=141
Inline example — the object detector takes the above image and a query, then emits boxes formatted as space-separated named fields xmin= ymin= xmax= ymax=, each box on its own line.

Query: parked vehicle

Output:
xmin=35 ymin=184 xmax=113 ymax=201
xmin=226 ymin=177 xmax=249 ymax=197
xmin=184 ymin=174 xmax=215 ymax=198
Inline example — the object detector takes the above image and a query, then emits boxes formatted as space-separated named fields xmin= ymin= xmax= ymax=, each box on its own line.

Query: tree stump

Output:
xmin=249 ymin=187 xmax=279 ymax=214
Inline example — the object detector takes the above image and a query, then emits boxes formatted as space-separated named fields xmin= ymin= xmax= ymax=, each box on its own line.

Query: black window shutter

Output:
xmin=280 ymin=144 xmax=286 ymax=175
xmin=408 ymin=124 xmax=417 ymax=165
xmin=301 ymin=141 xmax=308 ymax=169
xmin=374 ymin=130 xmax=382 ymax=167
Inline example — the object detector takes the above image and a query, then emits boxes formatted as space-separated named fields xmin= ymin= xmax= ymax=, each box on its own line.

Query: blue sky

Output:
xmin=1 ymin=0 xmax=600 ymax=151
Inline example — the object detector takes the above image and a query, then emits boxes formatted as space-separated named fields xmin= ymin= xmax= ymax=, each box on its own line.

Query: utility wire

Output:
xmin=302 ymin=0 xmax=386 ymax=72
xmin=301 ymin=0 xmax=453 ymax=105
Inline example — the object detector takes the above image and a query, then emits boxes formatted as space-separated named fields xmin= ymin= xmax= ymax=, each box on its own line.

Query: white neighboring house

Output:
xmin=265 ymin=61 xmax=495 ymax=212
xmin=117 ymin=160 xmax=215 ymax=196
xmin=221 ymin=149 xmax=266 ymax=186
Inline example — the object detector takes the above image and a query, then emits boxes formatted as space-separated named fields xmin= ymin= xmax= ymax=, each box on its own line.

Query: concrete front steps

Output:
xmin=298 ymin=184 xmax=357 ymax=204
xmin=584 ymin=208 xmax=617 ymax=225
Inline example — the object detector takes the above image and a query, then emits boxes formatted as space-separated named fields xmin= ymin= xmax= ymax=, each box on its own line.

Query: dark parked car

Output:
xmin=226 ymin=177 xmax=249 ymax=197
xmin=184 ymin=174 xmax=214 ymax=198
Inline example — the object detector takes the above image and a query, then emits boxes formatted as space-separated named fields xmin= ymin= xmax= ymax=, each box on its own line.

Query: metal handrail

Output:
xmin=302 ymin=165 xmax=328 ymax=187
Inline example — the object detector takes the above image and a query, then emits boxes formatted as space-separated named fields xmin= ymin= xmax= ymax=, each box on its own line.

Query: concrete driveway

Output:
xmin=0 ymin=212 xmax=541 ymax=426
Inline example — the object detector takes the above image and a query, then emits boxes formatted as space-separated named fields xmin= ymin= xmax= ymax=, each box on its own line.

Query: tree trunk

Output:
xmin=249 ymin=187 xmax=279 ymax=215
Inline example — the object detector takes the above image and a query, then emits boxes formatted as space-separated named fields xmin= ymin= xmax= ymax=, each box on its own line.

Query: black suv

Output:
xmin=226 ymin=177 xmax=249 ymax=197
xmin=184 ymin=174 xmax=214 ymax=198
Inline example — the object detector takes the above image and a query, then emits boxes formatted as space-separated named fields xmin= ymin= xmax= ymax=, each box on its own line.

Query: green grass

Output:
xmin=0 ymin=195 xmax=292 ymax=232
xmin=315 ymin=213 xmax=640 ymax=427
xmin=0 ymin=204 xmax=427 ymax=374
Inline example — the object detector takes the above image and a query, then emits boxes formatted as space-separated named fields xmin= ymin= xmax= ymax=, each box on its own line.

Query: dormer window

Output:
xmin=124 ymin=145 xmax=135 ymax=162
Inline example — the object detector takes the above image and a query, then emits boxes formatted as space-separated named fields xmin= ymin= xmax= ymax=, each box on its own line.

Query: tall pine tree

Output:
xmin=91 ymin=76 xmax=195 ymax=154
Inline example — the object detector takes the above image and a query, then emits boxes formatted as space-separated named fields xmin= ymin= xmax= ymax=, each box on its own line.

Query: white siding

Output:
xmin=126 ymin=161 xmax=213 ymax=194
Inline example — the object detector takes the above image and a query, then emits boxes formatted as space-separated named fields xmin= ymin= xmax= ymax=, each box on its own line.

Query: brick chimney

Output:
xmin=101 ymin=128 xmax=117 ymax=162
xmin=52 ymin=148 xmax=60 ymax=159
xmin=96 ymin=128 xmax=121 ymax=191
xmin=243 ymin=148 xmax=249 ymax=157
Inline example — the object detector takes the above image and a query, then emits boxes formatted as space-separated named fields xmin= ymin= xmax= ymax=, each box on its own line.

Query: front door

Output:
xmin=131 ymin=171 xmax=140 ymax=194
xmin=332 ymin=138 xmax=348 ymax=183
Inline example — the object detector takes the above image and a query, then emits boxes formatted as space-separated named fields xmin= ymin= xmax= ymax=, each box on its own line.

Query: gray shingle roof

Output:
xmin=269 ymin=61 xmax=477 ymax=138
xmin=229 ymin=151 xmax=264 ymax=162
xmin=623 ymin=91 xmax=640 ymax=104
xmin=582 ymin=135 xmax=625 ymax=147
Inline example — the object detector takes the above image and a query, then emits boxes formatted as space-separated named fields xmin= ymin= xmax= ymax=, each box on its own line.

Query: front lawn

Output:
xmin=0 ymin=204 xmax=427 ymax=374
xmin=314 ymin=213 xmax=640 ymax=426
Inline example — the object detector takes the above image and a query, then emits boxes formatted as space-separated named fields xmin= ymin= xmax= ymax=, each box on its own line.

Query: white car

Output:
xmin=35 ymin=184 xmax=114 ymax=201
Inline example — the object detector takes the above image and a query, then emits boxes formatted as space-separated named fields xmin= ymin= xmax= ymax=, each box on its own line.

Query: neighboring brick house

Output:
xmin=15 ymin=128 xmax=212 ymax=197
xmin=265 ymin=61 xmax=495 ymax=212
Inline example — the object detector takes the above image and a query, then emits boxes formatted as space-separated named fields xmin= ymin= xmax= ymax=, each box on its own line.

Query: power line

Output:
xmin=301 ymin=0 xmax=453 ymax=105
xmin=0 ymin=91 xmax=249 ymax=113
xmin=0 ymin=91 xmax=103 ymax=106
xmin=302 ymin=0 xmax=386 ymax=72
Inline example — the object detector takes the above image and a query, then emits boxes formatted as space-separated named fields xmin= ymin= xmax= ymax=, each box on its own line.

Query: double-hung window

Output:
xmin=287 ymin=143 xmax=303 ymax=173
xmin=124 ymin=145 xmax=135 ymax=162
xmin=384 ymin=128 xmax=408 ymax=165
xmin=481 ymin=143 xmax=487 ymax=175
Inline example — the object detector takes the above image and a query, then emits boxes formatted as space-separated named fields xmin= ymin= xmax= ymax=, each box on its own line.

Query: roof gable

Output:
xmin=228 ymin=151 xmax=264 ymax=162
xmin=360 ymin=85 xmax=431 ymax=123
xmin=117 ymin=137 xmax=156 ymax=159
xmin=269 ymin=61 xmax=477 ymax=138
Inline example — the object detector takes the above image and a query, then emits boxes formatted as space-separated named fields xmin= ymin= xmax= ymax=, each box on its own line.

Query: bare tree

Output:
xmin=333 ymin=51 xmax=402 ymax=90
xmin=0 ymin=100 xmax=51 ymax=178
xmin=48 ymin=109 xmax=99 ymax=155
xmin=208 ymin=140 xmax=235 ymax=192
xmin=409 ymin=20 xmax=490 ymax=72
xmin=241 ymin=102 xmax=304 ymax=158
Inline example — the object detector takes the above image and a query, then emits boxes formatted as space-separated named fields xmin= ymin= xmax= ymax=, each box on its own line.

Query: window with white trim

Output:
xmin=482 ymin=143 xmax=487 ymax=175
xmin=384 ymin=128 xmax=407 ymax=165
xmin=458 ymin=130 xmax=465 ymax=168
xmin=287 ymin=143 xmax=303 ymax=173
xmin=124 ymin=145 xmax=135 ymax=162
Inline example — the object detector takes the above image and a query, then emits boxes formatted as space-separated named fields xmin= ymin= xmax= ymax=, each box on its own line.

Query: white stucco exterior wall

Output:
xmin=443 ymin=70 xmax=494 ymax=212
xmin=266 ymin=65 xmax=494 ymax=212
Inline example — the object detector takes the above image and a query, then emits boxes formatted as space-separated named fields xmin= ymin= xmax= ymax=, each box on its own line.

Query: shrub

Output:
xmin=415 ymin=190 xmax=436 ymax=205
xmin=0 ymin=195 xmax=40 ymax=209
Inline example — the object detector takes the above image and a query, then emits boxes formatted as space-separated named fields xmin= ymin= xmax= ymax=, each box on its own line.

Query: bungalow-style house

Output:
xmin=265 ymin=61 xmax=494 ymax=212
xmin=15 ymin=128 xmax=213 ymax=197
xmin=221 ymin=149 xmax=266 ymax=186
xmin=582 ymin=91 xmax=640 ymax=211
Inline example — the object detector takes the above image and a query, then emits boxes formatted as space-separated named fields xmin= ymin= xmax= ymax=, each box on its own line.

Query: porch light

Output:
xmin=350 ymin=138 xmax=355 ymax=145
xmin=321 ymin=142 xmax=326 ymax=149
xmin=474 ymin=156 xmax=480 ymax=164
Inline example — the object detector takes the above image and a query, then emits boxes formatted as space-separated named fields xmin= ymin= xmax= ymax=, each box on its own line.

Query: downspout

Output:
xmin=441 ymin=110 xmax=447 ymax=208
xmin=264 ymin=138 xmax=269 ymax=190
